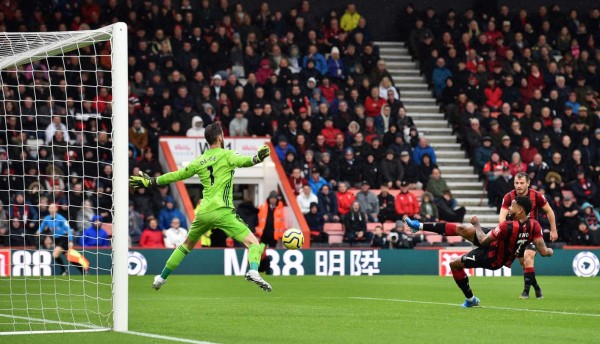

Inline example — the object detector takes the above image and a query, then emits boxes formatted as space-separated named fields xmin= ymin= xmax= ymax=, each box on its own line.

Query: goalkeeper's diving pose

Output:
xmin=129 ymin=123 xmax=273 ymax=291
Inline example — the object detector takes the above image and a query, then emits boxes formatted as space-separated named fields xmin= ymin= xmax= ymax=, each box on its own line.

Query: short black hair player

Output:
xmin=499 ymin=172 xmax=557 ymax=299
xmin=404 ymin=196 xmax=553 ymax=307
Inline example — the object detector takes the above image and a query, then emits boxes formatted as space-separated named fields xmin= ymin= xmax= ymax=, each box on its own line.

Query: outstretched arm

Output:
xmin=542 ymin=203 xmax=558 ymax=242
xmin=533 ymin=237 xmax=553 ymax=257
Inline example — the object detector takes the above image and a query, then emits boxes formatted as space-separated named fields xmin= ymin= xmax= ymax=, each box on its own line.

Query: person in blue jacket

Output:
xmin=37 ymin=203 xmax=77 ymax=275
xmin=158 ymin=196 xmax=188 ymax=230
xmin=79 ymin=215 xmax=110 ymax=248
xmin=413 ymin=137 xmax=437 ymax=166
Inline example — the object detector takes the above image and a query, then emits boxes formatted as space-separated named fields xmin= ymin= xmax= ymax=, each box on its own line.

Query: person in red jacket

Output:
xmin=320 ymin=117 xmax=342 ymax=147
xmin=394 ymin=180 xmax=420 ymax=218
xmin=318 ymin=76 xmax=339 ymax=104
xmin=336 ymin=181 xmax=355 ymax=220
xmin=140 ymin=217 xmax=165 ymax=248
xmin=484 ymin=77 xmax=503 ymax=111
xmin=364 ymin=86 xmax=387 ymax=118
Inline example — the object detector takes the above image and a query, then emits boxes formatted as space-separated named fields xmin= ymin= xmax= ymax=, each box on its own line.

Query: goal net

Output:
xmin=0 ymin=23 xmax=128 ymax=334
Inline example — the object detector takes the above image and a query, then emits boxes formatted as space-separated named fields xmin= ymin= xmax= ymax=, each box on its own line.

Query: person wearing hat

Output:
xmin=327 ymin=46 xmax=345 ymax=83
xmin=248 ymin=103 xmax=272 ymax=137
xmin=229 ymin=108 xmax=248 ymax=137
xmin=337 ymin=147 xmax=361 ymax=187
xmin=497 ymin=134 xmax=517 ymax=162
xmin=404 ymin=195 xmax=553 ymax=307
xmin=186 ymin=116 xmax=205 ymax=137
xmin=256 ymin=191 xmax=286 ymax=248
xmin=304 ymin=201 xmax=327 ymax=243
xmin=356 ymin=181 xmax=379 ymax=222
xmin=394 ymin=180 xmax=420 ymax=219
xmin=274 ymin=134 xmax=297 ymax=162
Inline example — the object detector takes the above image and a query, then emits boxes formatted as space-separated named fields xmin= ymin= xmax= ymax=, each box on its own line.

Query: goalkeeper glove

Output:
xmin=129 ymin=171 xmax=157 ymax=189
xmin=253 ymin=145 xmax=271 ymax=164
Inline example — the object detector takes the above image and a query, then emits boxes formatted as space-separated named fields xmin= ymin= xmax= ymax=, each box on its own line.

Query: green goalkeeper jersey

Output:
xmin=157 ymin=148 xmax=254 ymax=214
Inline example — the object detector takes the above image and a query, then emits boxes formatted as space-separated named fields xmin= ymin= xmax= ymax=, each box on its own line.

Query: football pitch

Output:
xmin=5 ymin=275 xmax=599 ymax=344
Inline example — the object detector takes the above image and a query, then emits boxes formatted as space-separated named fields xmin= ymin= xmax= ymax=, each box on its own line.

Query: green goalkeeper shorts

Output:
xmin=187 ymin=208 xmax=251 ymax=243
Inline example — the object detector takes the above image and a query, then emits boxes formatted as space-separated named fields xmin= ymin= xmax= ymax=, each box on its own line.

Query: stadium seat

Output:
xmin=367 ymin=222 xmax=381 ymax=232
xmin=328 ymin=233 xmax=344 ymax=245
xmin=370 ymin=189 xmax=381 ymax=196
xmin=445 ymin=236 xmax=464 ymax=245
xmin=324 ymin=223 xmax=343 ymax=233
xmin=425 ymin=234 xmax=443 ymax=244
xmin=412 ymin=189 xmax=424 ymax=202
xmin=101 ymin=223 xmax=113 ymax=237
xmin=382 ymin=222 xmax=396 ymax=233
xmin=388 ymin=189 xmax=400 ymax=198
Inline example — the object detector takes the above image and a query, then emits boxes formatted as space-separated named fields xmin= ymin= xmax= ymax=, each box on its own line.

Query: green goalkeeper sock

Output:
xmin=248 ymin=243 xmax=262 ymax=271
xmin=160 ymin=245 xmax=190 ymax=279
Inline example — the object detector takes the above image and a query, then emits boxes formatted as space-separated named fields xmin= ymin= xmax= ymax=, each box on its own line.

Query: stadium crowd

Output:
xmin=0 ymin=1 xmax=598 ymax=249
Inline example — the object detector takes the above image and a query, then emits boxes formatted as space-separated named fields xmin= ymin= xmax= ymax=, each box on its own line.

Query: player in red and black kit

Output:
xmin=499 ymin=172 xmax=558 ymax=299
xmin=404 ymin=196 xmax=553 ymax=307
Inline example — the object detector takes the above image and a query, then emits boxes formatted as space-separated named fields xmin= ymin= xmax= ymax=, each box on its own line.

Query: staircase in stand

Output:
xmin=376 ymin=41 xmax=498 ymax=228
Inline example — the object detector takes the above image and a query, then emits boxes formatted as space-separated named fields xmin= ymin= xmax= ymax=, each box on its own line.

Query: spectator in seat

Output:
xmin=327 ymin=47 xmax=345 ymax=84
xmin=370 ymin=59 xmax=395 ymax=86
xmin=138 ymin=148 xmax=163 ymax=176
xmin=557 ymin=196 xmax=580 ymax=243
xmin=435 ymin=190 xmax=466 ymax=223
xmin=140 ymin=217 xmax=164 ymax=248
xmin=297 ymin=184 xmax=318 ymax=214
xmin=377 ymin=184 xmax=396 ymax=223
xmin=580 ymin=203 xmax=600 ymax=245
xmin=527 ymin=154 xmax=549 ymax=188
xmin=128 ymin=118 xmax=148 ymax=152
xmin=432 ymin=57 xmax=452 ymax=98
xmin=375 ymin=104 xmax=396 ymax=135
xmin=302 ymin=44 xmax=328 ymax=76
xmin=364 ymin=86 xmax=387 ymax=118
xmin=45 ymin=115 xmax=70 ymax=145
xmin=509 ymin=152 xmax=528 ymax=177
xmin=399 ymin=150 xmax=419 ymax=187
xmin=356 ymin=181 xmax=379 ymax=222
xmin=426 ymin=168 xmax=449 ymax=199
xmin=484 ymin=76 xmax=503 ymax=111
xmin=371 ymin=225 xmax=388 ymax=249
xmin=336 ymin=181 xmax=355 ymax=220
xmin=321 ymin=118 xmax=343 ymax=147
xmin=497 ymin=135 xmax=518 ymax=163
xmin=318 ymin=184 xmax=340 ymax=223
xmin=344 ymin=201 xmax=373 ymax=245
xmin=256 ymin=191 xmax=286 ymax=248
xmin=337 ymin=148 xmax=362 ymax=188
xmin=229 ymin=108 xmax=249 ymax=136
xmin=419 ymin=192 xmax=438 ymax=222
xmin=79 ymin=215 xmax=109 ymax=248
xmin=128 ymin=201 xmax=143 ymax=246
xmin=305 ymin=202 xmax=327 ymax=243
xmin=379 ymin=149 xmax=404 ymax=189
xmin=413 ymin=137 xmax=436 ymax=166
xmin=475 ymin=136 xmax=494 ymax=174
xmin=158 ymin=196 xmax=187 ymax=230
xmin=379 ymin=77 xmax=399 ymax=100
xmin=465 ymin=118 xmax=486 ymax=158
xmin=340 ymin=3 xmax=361 ymax=32
xmin=289 ymin=167 xmax=307 ymax=196
xmin=309 ymin=168 xmax=328 ymax=195
xmin=163 ymin=217 xmax=188 ymax=249
xmin=571 ymin=170 xmax=597 ymax=204
xmin=361 ymin=153 xmax=379 ymax=187
xmin=274 ymin=135 xmax=297 ymax=162
xmin=395 ymin=180 xmax=420 ymax=219
xmin=186 ymin=116 xmax=205 ymax=137
xmin=417 ymin=154 xmax=438 ymax=190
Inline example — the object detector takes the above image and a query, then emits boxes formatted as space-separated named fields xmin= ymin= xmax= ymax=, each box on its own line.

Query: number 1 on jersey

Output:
xmin=207 ymin=166 xmax=215 ymax=185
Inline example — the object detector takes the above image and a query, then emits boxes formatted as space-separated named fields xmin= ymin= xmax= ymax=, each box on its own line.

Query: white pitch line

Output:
xmin=350 ymin=297 xmax=600 ymax=317
xmin=125 ymin=331 xmax=219 ymax=344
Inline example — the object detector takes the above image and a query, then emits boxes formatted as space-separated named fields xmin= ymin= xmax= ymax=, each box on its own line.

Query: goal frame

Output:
xmin=0 ymin=22 xmax=129 ymax=334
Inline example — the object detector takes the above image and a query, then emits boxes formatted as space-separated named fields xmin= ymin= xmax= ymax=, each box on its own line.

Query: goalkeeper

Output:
xmin=130 ymin=123 xmax=272 ymax=292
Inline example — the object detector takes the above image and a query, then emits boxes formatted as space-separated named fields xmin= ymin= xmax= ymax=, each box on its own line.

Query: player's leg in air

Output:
xmin=519 ymin=245 xmax=542 ymax=299
xmin=403 ymin=215 xmax=483 ymax=246
xmin=449 ymin=251 xmax=481 ymax=308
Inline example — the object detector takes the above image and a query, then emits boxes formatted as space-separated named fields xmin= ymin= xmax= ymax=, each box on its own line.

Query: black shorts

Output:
xmin=54 ymin=236 xmax=69 ymax=251
xmin=461 ymin=247 xmax=497 ymax=270
xmin=517 ymin=242 xmax=537 ymax=258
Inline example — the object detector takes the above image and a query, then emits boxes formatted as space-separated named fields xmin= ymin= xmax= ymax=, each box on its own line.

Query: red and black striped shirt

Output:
xmin=489 ymin=219 xmax=543 ymax=268
xmin=501 ymin=189 xmax=548 ymax=220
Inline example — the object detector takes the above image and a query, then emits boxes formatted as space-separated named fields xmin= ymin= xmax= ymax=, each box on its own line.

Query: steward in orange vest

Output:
xmin=256 ymin=191 xmax=286 ymax=247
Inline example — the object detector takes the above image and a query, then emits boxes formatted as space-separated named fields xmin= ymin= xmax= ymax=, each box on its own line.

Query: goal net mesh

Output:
xmin=0 ymin=26 xmax=116 ymax=333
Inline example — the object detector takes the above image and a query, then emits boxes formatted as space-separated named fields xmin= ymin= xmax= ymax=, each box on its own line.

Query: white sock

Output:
xmin=419 ymin=223 xmax=424 ymax=230
xmin=467 ymin=296 xmax=474 ymax=301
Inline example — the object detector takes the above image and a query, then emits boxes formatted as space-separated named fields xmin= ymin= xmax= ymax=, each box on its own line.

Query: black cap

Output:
xmin=400 ymin=180 xmax=409 ymax=187
xmin=482 ymin=136 xmax=491 ymax=142
xmin=235 ymin=108 xmax=244 ymax=114
xmin=311 ymin=168 xmax=319 ymax=174
xmin=361 ymin=180 xmax=370 ymax=185
xmin=254 ymin=103 xmax=263 ymax=109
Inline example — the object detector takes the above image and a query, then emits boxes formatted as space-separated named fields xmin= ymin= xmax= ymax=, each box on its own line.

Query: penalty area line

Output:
xmin=349 ymin=297 xmax=600 ymax=317
xmin=125 ymin=330 xmax=219 ymax=344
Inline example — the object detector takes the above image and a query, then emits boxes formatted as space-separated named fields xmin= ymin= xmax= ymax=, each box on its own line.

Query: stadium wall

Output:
xmin=1 ymin=248 xmax=598 ymax=277
xmin=234 ymin=1 xmax=599 ymax=42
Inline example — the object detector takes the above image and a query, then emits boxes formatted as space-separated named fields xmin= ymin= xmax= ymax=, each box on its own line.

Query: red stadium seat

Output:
xmin=370 ymin=189 xmax=381 ymax=196
xmin=446 ymin=236 xmax=464 ymax=244
xmin=388 ymin=189 xmax=400 ymax=198
xmin=425 ymin=234 xmax=443 ymax=244
xmin=367 ymin=222 xmax=381 ymax=232
xmin=382 ymin=222 xmax=396 ymax=233
xmin=328 ymin=233 xmax=344 ymax=245
xmin=412 ymin=189 xmax=424 ymax=202
xmin=324 ymin=223 xmax=343 ymax=234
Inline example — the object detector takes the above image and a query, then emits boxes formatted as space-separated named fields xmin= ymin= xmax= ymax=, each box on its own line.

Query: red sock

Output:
xmin=444 ymin=223 xmax=457 ymax=236
xmin=451 ymin=268 xmax=467 ymax=280
xmin=524 ymin=267 xmax=534 ymax=274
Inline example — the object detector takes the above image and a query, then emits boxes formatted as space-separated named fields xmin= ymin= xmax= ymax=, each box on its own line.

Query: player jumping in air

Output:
xmin=404 ymin=196 xmax=553 ymax=307
xmin=499 ymin=172 xmax=557 ymax=299
xmin=129 ymin=123 xmax=273 ymax=292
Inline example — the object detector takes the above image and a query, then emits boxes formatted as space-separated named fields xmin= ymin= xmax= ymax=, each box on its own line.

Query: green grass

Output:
xmin=3 ymin=275 xmax=599 ymax=343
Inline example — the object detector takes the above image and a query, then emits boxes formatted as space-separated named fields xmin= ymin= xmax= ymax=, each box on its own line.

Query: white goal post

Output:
xmin=0 ymin=23 xmax=128 ymax=334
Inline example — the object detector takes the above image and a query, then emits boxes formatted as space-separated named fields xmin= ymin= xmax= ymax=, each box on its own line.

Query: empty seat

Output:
xmin=382 ymin=222 xmax=396 ymax=233
xmin=367 ymin=222 xmax=381 ymax=232
xmin=425 ymin=234 xmax=443 ymax=244
xmin=446 ymin=236 xmax=464 ymax=244
xmin=324 ymin=223 xmax=343 ymax=233
xmin=328 ymin=233 xmax=344 ymax=245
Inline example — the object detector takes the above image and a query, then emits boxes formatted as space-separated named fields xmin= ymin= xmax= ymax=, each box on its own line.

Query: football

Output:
xmin=282 ymin=228 xmax=304 ymax=250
